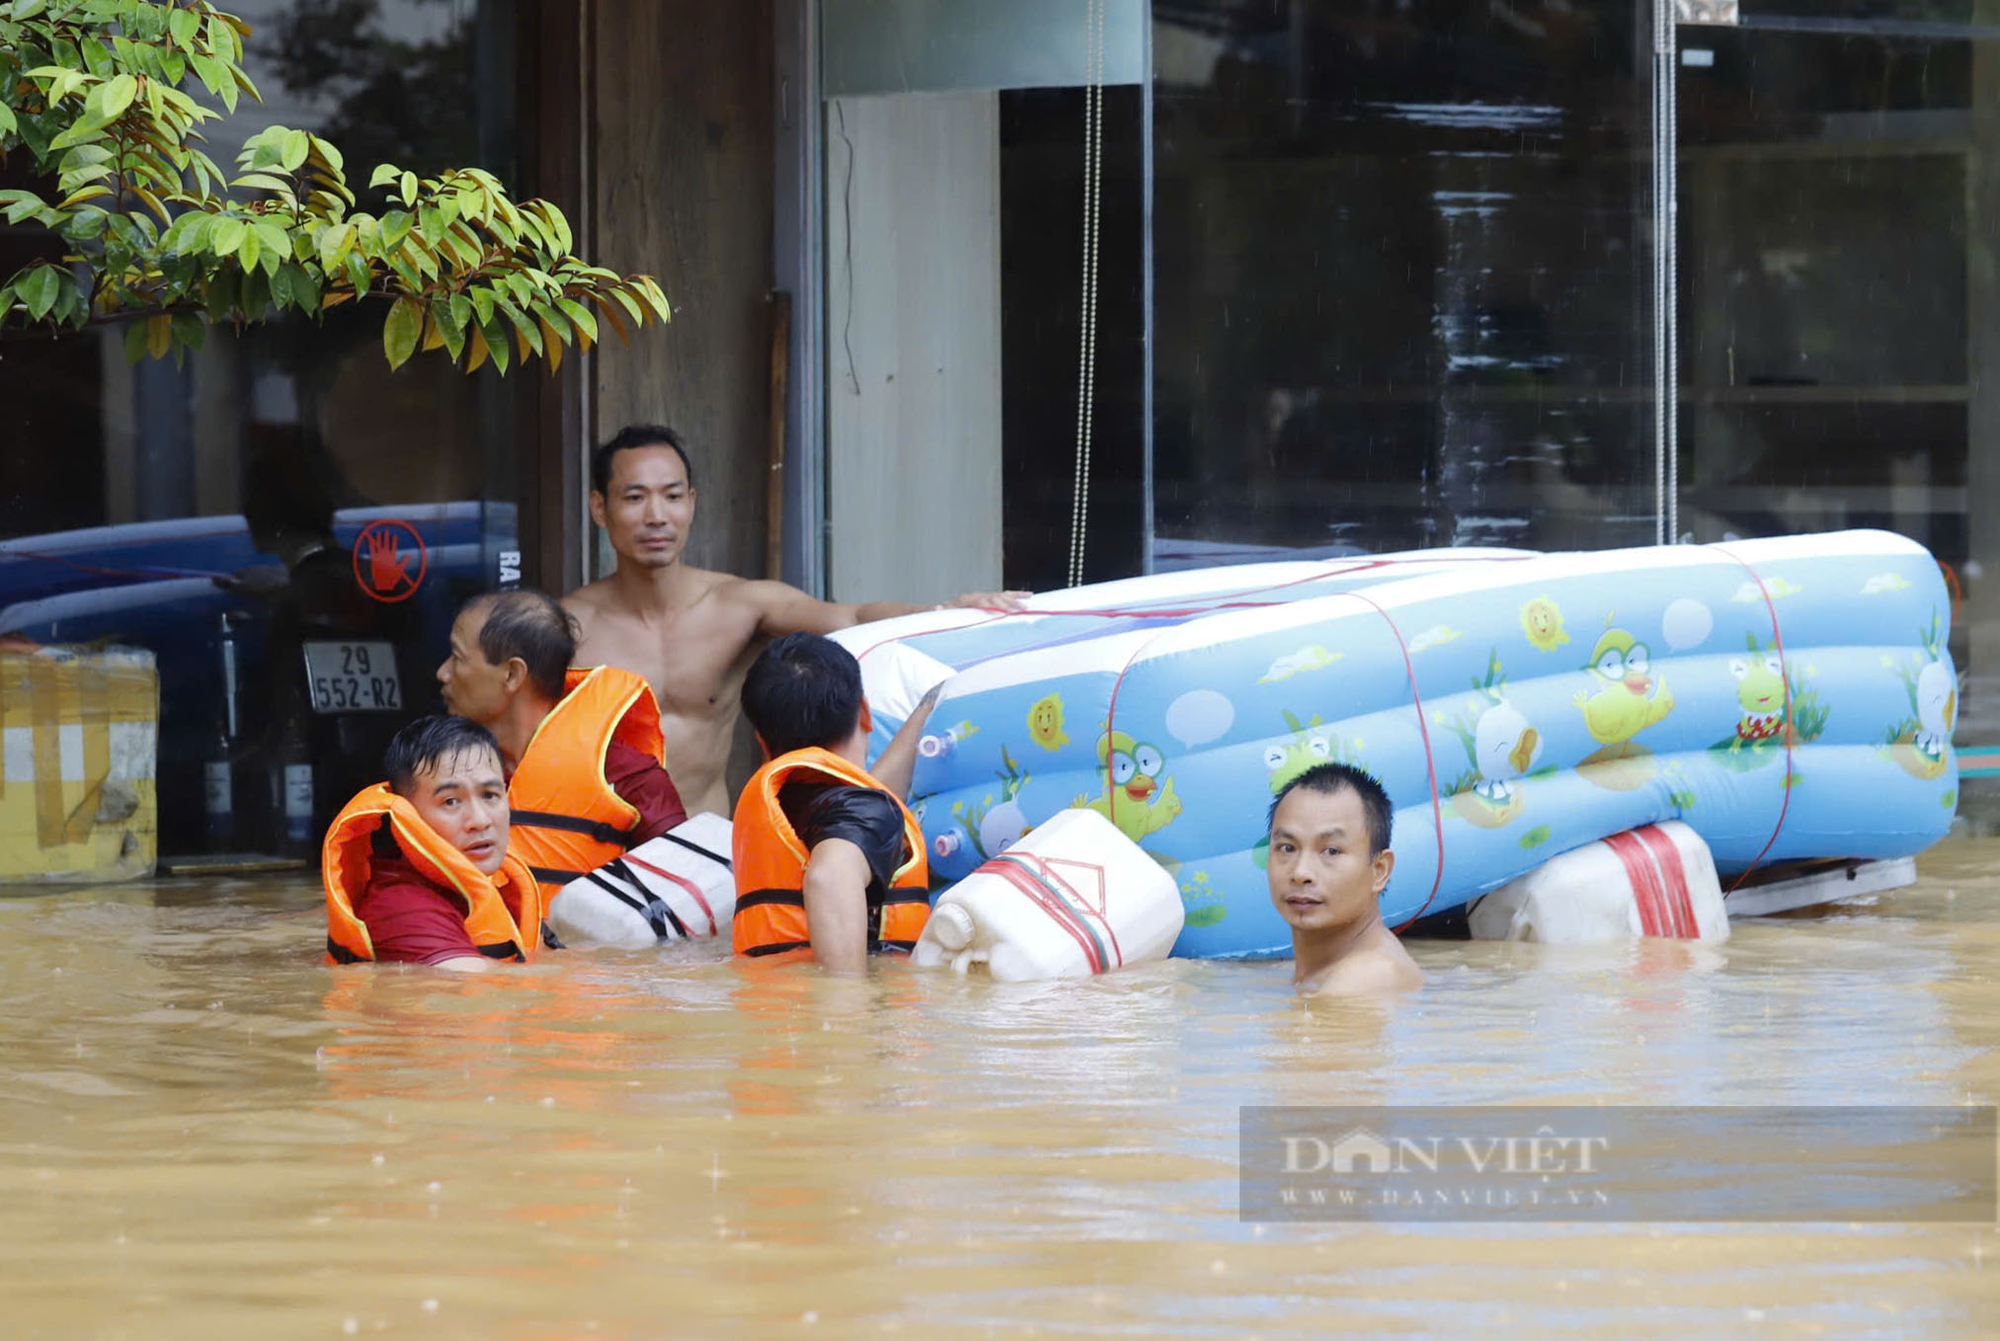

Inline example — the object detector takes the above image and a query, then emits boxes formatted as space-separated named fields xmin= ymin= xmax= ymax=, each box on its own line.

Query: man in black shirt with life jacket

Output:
xmin=731 ymin=633 xmax=941 ymax=972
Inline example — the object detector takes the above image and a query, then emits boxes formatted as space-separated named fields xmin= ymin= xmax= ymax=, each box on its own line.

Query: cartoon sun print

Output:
xmin=1519 ymin=596 xmax=1570 ymax=652
xmin=1026 ymin=692 xmax=1069 ymax=751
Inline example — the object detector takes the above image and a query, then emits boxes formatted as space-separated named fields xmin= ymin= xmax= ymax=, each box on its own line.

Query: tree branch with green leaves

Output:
xmin=0 ymin=0 xmax=667 ymax=371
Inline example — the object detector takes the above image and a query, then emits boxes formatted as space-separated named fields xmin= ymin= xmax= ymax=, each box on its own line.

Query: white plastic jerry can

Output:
xmin=545 ymin=813 xmax=737 ymax=949
xmin=1468 ymin=820 xmax=1730 ymax=944
xmin=912 ymin=808 xmax=1185 ymax=980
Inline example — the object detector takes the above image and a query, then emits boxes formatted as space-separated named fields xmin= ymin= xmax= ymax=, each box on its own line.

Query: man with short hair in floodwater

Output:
xmin=1267 ymin=762 xmax=1423 ymax=996
xmin=563 ymin=424 xmax=1027 ymax=816
xmin=323 ymin=715 xmax=542 ymax=971
xmin=437 ymin=589 xmax=685 ymax=899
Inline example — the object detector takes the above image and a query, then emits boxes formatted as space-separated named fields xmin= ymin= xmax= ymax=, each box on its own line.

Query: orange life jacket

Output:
xmin=323 ymin=784 xmax=542 ymax=965
xmin=731 ymin=747 xmax=930 ymax=960
xmin=508 ymin=665 xmax=668 ymax=889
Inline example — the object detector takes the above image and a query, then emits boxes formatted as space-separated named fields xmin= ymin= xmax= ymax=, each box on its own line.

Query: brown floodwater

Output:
xmin=5 ymin=840 xmax=2000 ymax=1339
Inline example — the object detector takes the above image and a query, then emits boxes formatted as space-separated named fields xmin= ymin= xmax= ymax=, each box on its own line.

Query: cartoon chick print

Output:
xmin=1574 ymin=626 xmax=1675 ymax=746
xmin=1027 ymin=692 xmax=1070 ymax=751
xmin=1074 ymin=730 xmax=1182 ymax=841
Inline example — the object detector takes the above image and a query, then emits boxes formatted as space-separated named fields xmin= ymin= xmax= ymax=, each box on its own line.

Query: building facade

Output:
xmin=4 ymin=0 xmax=1997 ymax=864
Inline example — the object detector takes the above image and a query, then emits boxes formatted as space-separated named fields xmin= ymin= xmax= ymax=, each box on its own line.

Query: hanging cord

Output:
xmin=1651 ymin=2 xmax=1679 ymax=544
xmin=1664 ymin=14 xmax=1680 ymax=544
xmin=1067 ymin=0 xmax=1106 ymax=589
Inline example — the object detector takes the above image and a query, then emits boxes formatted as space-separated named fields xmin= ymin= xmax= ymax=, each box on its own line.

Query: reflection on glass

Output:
xmin=0 ymin=0 xmax=524 ymax=860
xmin=1152 ymin=2 xmax=1654 ymax=566
xmin=1676 ymin=18 xmax=1990 ymax=747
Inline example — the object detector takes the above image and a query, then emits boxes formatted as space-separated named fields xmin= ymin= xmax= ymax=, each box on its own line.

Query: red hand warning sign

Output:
xmin=353 ymin=519 xmax=428 ymax=603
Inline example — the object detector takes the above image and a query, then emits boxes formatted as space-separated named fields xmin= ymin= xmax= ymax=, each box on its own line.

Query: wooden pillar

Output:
xmin=518 ymin=0 xmax=588 ymax=593
xmin=588 ymin=0 xmax=777 ymax=581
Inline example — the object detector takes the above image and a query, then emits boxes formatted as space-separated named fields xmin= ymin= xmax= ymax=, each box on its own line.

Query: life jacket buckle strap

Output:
xmin=510 ymin=808 xmax=632 ymax=848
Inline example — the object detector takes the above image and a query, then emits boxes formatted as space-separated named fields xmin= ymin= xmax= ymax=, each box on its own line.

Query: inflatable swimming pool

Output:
xmin=833 ymin=532 xmax=1960 ymax=959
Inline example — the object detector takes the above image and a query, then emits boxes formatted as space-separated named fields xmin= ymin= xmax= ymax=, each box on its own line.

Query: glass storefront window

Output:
xmin=1676 ymin=6 xmax=1997 ymax=771
xmin=1151 ymin=2 xmax=1656 ymax=566
xmin=1 ymin=0 xmax=531 ymax=865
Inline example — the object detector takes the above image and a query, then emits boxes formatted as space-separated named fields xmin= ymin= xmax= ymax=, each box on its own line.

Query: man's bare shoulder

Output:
xmin=1307 ymin=941 xmax=1424 ymax=998
xmin=565 ymin=567 xmax=733 ymax=618
xmin=562 ymin=579 xmax=616 ymax=616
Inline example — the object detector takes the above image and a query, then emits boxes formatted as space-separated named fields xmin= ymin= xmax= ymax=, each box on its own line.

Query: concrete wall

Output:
xmin=588 ymin=0 xmax=776 ymax=580
xmin=824 ymin=91 xmax=1005 ymax=604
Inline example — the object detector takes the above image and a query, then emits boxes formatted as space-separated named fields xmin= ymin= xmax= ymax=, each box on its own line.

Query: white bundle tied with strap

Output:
xmin=545 ymin=813 xmax=736 ymax=949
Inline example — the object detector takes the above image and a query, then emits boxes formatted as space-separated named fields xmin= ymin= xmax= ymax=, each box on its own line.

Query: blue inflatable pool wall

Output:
xmin=834 ymin=532 xmax=1959 ymax=960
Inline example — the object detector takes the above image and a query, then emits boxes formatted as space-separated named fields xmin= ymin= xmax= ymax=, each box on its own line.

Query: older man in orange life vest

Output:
xmin=437 ymin=589 xmax=687 ymax=905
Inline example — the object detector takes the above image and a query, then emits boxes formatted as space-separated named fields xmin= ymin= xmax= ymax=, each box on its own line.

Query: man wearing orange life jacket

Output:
xmin=437 ymin=590 xmax=687 ymax=914
xmin=324 ymin=714 xmax=542 ymax=968
xmin=734 ymin=632 xmax=942 ymax=972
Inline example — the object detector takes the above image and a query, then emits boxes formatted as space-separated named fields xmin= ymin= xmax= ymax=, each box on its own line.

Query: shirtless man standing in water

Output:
xmin=564 ymin=424 xmax=1025 ymax=816
xmin=1267 ymin=762 xmax=1423 ymax=997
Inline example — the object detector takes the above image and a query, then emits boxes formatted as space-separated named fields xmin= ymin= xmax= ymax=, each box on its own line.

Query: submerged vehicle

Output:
xmin=835 ymin=532 xmax=1959 ymax=959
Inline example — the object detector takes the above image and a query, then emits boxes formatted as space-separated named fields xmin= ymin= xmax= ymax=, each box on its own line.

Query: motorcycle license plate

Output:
xmin=303 ymin=641 xmax=403 ymax=713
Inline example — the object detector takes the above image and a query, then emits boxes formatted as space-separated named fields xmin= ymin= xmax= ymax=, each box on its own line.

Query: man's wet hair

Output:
xmin=592 ymin=423 xmax=693 ymax=497
xmin=384 ymin=715 xmax=503 ymax=796
xmin=463 ymin=589 xmax=575 ymax=700
xmin=1268 ymin=762 xmax=1394 ymax=856
xmin=742 ymin=632 xmax=864 ymax=758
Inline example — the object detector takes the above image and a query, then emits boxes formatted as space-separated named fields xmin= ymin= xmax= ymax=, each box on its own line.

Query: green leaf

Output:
xmin=499 ymin=298 xmax=542 ymax=356
xmin=317 ymin=222 xmax=353 ymax=272
xmin=383 ymin=296 xmax=422 ymax=370
xmin=449 ymin=293 xmax=473 ymax=332
xmin=556 ymin=298 xmax=596 ymax=344
xmin=468 ymin=286 xmax=494 ymax=327
xmin=379 ymin=210 xmax=414 ymax=251
xmin=369 ymin=164 xmax=400 ymax=189
xmin=237 ymin=224 xmax=260 ymax=273
xmin=240 ymin=265 xmax=270 ymax=316
xmin=481 ymin=318 xmax=510 ymax=375
xmin=169 ymin=7 xmax=201 ymax=46
xmin=437 ymin=310 xmax=467 ymax=363
xmin=230 ymin=172 xmax=294 ymax=195
xmin=171 ymin=313 xmax=206 ymax=352
xmin=124 ymin=317 xmax=150 ymax=364
xmin=344 ymin=250 xmax=372 ymax=297
xmin=400 ymin=170 xmax=417 ymax=207
xmin=637 ymin=277 xmax=672 ymax=321
xmin=209 ymin=216 xmax=245 ymax=257
xmin=281 ymin=129 xmax=310 ymax=173
xmin=78 ymin=35 xmax=112 ymax=76
xmin=18 ymin=265 xmax=58 ymax=320
xmin=96 ymin=73 xmax=136 ymax=122
xmin=255 ymin=221 xmax=291 ymax=275
xmin=205 ymin=268 xmax=238 ymax=322
xmin=309 ymin=137 xmax=344 ymax=175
